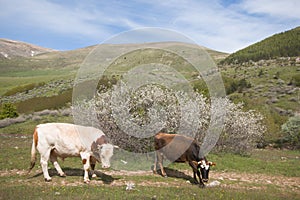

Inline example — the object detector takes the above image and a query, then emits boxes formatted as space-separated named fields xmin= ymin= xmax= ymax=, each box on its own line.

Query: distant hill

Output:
xmin=222 ymin=26 xmax=300 ymax=64
xmin=0 ymin=40 xmax=227 ymax=96
xmin=0 ymin=38 xmax=55 ymax=59
xmin=0 ymin=41 xmax=227 ymax=73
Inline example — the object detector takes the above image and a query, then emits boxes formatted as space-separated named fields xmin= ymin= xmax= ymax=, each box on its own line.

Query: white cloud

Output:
xmin=0 ymin=0 xmax=113 ymax=38
xmin=238 ymin=0 xmax=300 ymax=20
xmin=0 ymin=0 xmax=299 ymax=52
xmin=138 ymin=0 xmax=299 ymax=52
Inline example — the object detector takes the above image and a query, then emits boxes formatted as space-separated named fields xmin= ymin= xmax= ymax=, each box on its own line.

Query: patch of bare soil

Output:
xmin=212 ymin=171 xmax=300 ymax=193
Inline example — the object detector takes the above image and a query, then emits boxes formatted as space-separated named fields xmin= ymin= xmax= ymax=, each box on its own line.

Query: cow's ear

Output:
xmin=192 ymin=161 xmax=198 ymax=167
xmin=208 ymin=162 xmax=216 ymax=166
xmin=113 ymin=145 xmax=120 ymax=149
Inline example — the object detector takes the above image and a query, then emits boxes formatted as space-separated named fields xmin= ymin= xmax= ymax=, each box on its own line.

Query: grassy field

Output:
xmin=0 ymin=69 xmax=75 ymax=96
xmin=0 ymin=116 xmax=299 ymax=199
xmin=0 ymin=44 xmax=91 ymax=95
xmin=0 ymin=42 xmax=299 ymax=199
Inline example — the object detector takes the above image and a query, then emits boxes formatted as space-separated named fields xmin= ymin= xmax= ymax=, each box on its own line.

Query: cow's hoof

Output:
xmin=92 ymin=174 xmax=97 ymax=178
xmin=163 ymin=175 xmax=168 ymax=178
xmin=45 ymin=178 xmax=52 ymax=182
xmin=199 ymin=184 xmax=205 ymax=188
xmin=60 ymin=173 xmax=66 ymax=177
xmin=84 ymin=179 xmax=90 ymax=184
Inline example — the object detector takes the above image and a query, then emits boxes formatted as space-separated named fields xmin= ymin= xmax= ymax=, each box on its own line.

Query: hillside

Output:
xmin=0 ymin=38 xmax=55 ymax=59
xmin=0 ymin=41 xmax=227 ymax=95
xmin=222 ymin=27 xmax=300 ymax=64
xmin=0 ymin=38 xmax=299 ymax=149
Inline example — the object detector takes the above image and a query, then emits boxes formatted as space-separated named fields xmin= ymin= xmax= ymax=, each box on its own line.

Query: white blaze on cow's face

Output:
xmin=198 ymin=160 xmax=215 ymax=182
xmin=98 ymin=143 xmax=114 ymax=168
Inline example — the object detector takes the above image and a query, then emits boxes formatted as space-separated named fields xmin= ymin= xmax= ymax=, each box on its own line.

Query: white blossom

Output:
xmin=72 ymin=83 xmax=266 ymax=154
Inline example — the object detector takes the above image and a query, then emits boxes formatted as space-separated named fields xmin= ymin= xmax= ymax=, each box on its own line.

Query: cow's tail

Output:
xmin=28 ymin=127 xmax=38 ymax=173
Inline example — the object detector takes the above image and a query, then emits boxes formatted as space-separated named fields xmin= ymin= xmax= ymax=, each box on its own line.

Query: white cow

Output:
xmin=28 ymin=123 xmax=117 ymax=183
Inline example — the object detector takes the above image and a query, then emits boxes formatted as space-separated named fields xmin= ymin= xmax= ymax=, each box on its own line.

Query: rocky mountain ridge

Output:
xmin=0 ymin=38 xmax=55 ymax=59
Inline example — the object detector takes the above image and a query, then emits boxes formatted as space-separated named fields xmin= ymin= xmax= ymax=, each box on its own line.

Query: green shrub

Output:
xmin=0 ymin=103 xmax=19 ymax=119
xmin=291 ymin=74 xmax=300 ymax=86
xmin=226 ymin=78 xmax=251 ymax=94
xmin=280 ymin=115 xmax=300 ymax=149
xmin=16 ymin=89 xmax=72 ymax=113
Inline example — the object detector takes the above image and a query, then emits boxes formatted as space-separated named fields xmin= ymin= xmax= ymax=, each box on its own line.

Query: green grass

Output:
xmin=0 ymin=48 xmax=80 ymax=95
xmin=1 ymin=116 xmax=299 ymax=175
xmin=1 ymin=116 xmax=300 ymax=199
xmin=207 ymin=150 xmax=300 ymax=177
xmin=1 ymin=167 xmax=299 ymax=200
xmin=1 ymin=182 xmax=297 ymax=200
xmin=3 ymin=82 xmax=46 ymax=96
xmin=0 ymin=69 xmax=75 ymax=96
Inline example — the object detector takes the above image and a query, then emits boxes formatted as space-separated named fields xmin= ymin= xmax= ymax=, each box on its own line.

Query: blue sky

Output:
xmin=0 ymin=0 xmax=299 ymax=53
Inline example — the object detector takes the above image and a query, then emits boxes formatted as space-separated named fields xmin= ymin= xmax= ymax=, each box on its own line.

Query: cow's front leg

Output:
xmin=80 ymin=152 xmax=91 ymax=183
xmin=90 ymin=156 xmax=97 ymax=178
xmin=156 ymin=152 xmax=167 ymax=177
xmin=189 ymin=161 xmax=199 ymax=184
xmin=190 ymin=161 xmax=204 ymax=187
xmin=50 ymin=151 xmax=66 ymax=177
xmin=197 ymin=171 xmax=205 ymax=188
xmin=193 ymin=171 xmax=198 ymax=184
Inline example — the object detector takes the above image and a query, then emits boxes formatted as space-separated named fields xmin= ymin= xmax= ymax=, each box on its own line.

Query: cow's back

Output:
xmin=36 ymin=123 xmax=104 ymax=156
xmin=154 ymin=132 xmax=199 ymax=162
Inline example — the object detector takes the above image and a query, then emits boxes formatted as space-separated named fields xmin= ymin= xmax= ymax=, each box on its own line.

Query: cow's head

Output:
xmin=95 ymin=144 xmax=118 ymax=169
xmin=198 ymin=160 xmax=216 ymax=182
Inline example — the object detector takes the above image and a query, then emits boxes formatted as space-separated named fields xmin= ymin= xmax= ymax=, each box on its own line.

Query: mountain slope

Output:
xmin=222 ymin=26 xmax=300 ymax=64
xmin=0 ymin=38 xmax=55 ymax=59
xmin=0 ymin=41 xmax=227 ymax=96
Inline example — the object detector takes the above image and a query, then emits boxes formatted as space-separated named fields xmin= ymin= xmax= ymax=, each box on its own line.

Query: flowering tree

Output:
xmin=73 ymin=83 xmax=265 ymax=154
xmin=214 ymin=99 xmax=265 ymax=154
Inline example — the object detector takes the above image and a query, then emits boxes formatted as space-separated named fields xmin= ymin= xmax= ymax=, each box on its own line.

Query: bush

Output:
xmin=215 ymin=100 xmax=265 ymax=154
xmin=226 ymin=78 xmax=251 ymax=94
xmin=0 ymin=103 xmax=19 ymax=119
xmin=73 ymin=82 xmax=265 ymax=155
xmin=280 ymin=115 xmax=300 ymax=149
xmin=291 ymin=74 xmax=300 ymax=86
xmin=16 ymin=89 xmax=72 ymax=113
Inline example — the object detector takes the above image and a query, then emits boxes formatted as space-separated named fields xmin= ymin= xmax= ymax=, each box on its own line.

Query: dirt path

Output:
xmin=105 ymin=169 xmax=300 ymax=192
xmin=1 ymin=169 xmax=300 ymax=193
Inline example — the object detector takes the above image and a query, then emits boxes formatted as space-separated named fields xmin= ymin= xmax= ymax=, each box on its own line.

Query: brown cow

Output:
xmin=153 ymin=132 xmax=215 ymax=187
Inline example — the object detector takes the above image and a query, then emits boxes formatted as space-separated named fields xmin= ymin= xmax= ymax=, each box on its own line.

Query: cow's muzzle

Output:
xmin=102 ymin=165 xmax=110 ymax=169
xmin=202 ymin=179 xmax=208 ymax=183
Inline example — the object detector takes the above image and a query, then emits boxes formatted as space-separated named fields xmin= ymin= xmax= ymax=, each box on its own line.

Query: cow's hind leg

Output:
xmin=50 ymin=150 xmax=66 ymax=177
xmin=80 ymin=152 xmax=91 ymax=183
xmin=40 ymin=148 xmax=52 ymax=182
